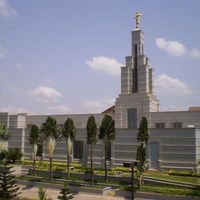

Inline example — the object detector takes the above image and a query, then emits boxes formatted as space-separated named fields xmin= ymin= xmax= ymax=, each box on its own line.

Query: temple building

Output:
xmin=0 ymin=13 xmax=200 ymax=171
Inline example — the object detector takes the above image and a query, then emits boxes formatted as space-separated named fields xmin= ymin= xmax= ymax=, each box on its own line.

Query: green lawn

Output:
xmin=144 ymin=171 xmax=200 ymax=185
xmin=21 ymin=160 xmax=200 ymax=185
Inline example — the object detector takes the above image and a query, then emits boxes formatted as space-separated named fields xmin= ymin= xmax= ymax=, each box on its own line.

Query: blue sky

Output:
xmin=0 ymin=0 xmax=200 ymax=114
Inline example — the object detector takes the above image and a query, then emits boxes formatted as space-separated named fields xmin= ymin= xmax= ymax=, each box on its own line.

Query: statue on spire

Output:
xmin=135 ymin=12 xmax=142 ymax=29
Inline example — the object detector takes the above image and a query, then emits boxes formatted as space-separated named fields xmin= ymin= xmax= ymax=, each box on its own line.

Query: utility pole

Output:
xmin=124 ymin=161 xmax=138 ymax=200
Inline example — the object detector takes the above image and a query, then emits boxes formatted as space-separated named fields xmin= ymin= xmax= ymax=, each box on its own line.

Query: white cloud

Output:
xmin=0 ymin=0 xmax=17 ymax=17
xmin=0 ymin=106 xmax=34 ymax=114
xmin=86 ymin=56 xmax=122 ymax=76
xmin=190 ymin=49 xmax=200 ymax=59
xmin=16 ymin=64 xmax=23 ymax=69
xmin=82 ymin=98 xmax=115 ymax=113
xmin=155 ymin=38 xmax=187 ymax=57
xmin=46 ymin=105 xmax=72 ymax=114
xmin=0 ymin=46 xmax=6 ymax=59
xmin=155 ymin=37 xmax=200 ymax=59
xmin=155 ymin=74 xmax=192 ymax=96
xmin=30 ymin=86 xmax=62 ymax=102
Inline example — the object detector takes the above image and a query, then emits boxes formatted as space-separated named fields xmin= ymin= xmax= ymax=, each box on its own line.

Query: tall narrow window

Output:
xmin=73 ymin=141 xmax=83 ymax=159
xmin=127 ymin=108 xmax=137 ymax=128
xmin=156 ymin=123 xmax=165 ymax=129
xmin=132 ymin=45 xmax=138 ymax=93
xmin=172 ymin=122 xmax=182 ymax=129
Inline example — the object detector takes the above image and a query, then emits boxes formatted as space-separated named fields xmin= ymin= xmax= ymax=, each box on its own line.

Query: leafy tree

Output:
xmin=5 ymin=148 xmax=23 ymax=164
xmin=40 ymin=116 xmax=61 ymax=182
xmin=136 ymin=116 xmax=149 ymax=187
xmin=62 ymin=118 xmax=76 ymax=178
xmin=0 ymin=123 xmax=9 ymax=151
xmin=38 ymin=187 xmax=47 ymax=200
xmin=99 ymin=114 xmax=115 ymax=181
xmin=137 ymin=117 xmax=149 ymax=144
xmin=86 ymin=116 xmax=97 ymax=186
xmin=0 ymin=150 xmax=7 ymax=163
xmin=0 ymin=163 xmax=20 ymax=199
xmin=58 ymin=182 xmax=73 ymax=199
xmin=29 ymin=125 xmax=40 ymax=176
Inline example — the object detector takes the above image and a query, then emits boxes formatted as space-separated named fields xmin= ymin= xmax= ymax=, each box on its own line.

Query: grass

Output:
xmin=16 ymin=175 xmax=107 ymax=189
xmin=21 ymin=159 xmax=200 ymax=194
xmin=140 ymin=185 xmax=200 ymax=197
xmin=119 ymin=184 xmax=200 ymax=197
xmin=144 ymin=171 xmax=200 ymax=185
xmin=17 ymin=173 xmax=200 ymax=198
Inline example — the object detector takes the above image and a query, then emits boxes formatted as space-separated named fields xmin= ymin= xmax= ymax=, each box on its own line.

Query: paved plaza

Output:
xmin=19 ymin=185 xmax=125 ymax=200
xmin=18 ymin=185 xmax=196 ymax=200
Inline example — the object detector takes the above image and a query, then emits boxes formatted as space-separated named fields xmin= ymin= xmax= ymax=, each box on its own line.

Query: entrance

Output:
xmin=150 ymin=142 xmax=159 ymax=169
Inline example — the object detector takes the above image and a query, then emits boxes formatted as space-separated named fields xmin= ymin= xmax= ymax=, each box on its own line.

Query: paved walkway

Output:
xmin=19 ymin=185 xmax=197 ymax=200
xmin=18 ymin=185 xmax=125 ymax=200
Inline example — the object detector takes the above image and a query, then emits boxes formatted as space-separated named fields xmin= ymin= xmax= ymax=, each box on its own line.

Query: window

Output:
xmin=73 ymin=141 xmax=83 ymax=159
xmin=156 ymin=123 xmax=165 ymax=129
xmin=127 ymin=108 xmax=137 ymax=128
xmin=172 ymin=122 xmax=182 ymax=129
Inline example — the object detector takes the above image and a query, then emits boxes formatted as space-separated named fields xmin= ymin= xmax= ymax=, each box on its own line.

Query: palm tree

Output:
xmin=99 ymin=114 xmax=115 ymax=181
xmin=62 ymin=118 xmax=76 ymax=178
xmin=86 ymin=116 xmax=97 ymax=186
xmin=40 ymin=116 xmax=61 ymax=182
xmin=29 ymin=124 xmax=40 ymax=176
xmin=0 ymin=123 xmax=9 ymax=152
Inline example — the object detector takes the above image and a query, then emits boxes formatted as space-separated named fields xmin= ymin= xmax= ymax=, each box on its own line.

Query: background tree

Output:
xmin=0 ymin=163 xmax=20 ymax=199
xmin=0 ymin=123 xmax=9 ymax=151
xmin=99 ymin=114 xmax=115 ymax=181
xmin=0 ymin=150 xmax=7 ymax=163
xmin=40 ymin=116 xmax=61 ymax=182
xmin=86 ymin=116 xmax=97 ymax=186
xmin=58 ymin=182 xmax=73 ymax=200
xmin=5 ymin=148 xmax=22 ymax=164
xmin=136 ymin=116 xmax=149 ymax=187
xmin=29 ymin=124 xmax=40 ymax=176
xmin=62 ymin=118 xmax=76 ymax=178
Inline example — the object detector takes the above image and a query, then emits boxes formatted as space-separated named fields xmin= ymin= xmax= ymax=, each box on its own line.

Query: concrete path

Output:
xmin=18 ymin=185 xmax=125 ymax=200
xmin=18 ymin=185 xmax=198 ymax=200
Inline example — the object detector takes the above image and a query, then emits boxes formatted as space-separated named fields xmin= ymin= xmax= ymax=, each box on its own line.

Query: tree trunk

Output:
xmin=138 ymin=172 xmax=143 ymax=188
xmin=67 ymin=152 xmax=70 ymax=179
xmin=90 ymin=144 xmax=94 ymax=186
xmin=50 ymin=157 xmax=53 ymax=182
xmin=33 ymin=155 xmax=36 ymax=176
xmin=104 ymin=141 xmax=107 ymax=182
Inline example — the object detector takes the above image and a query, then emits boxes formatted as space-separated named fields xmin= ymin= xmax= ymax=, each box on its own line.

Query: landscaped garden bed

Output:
xmin=18 ymin=160 xmax=200 ymax=198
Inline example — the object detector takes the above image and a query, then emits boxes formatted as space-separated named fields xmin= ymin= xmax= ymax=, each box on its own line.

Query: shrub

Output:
xmin=111 ymin=167 xmax=131 ymax=173
xmin=140 ymin=186 xmax=200 ymax=197
xmin=38 ymin=187 xmax=47 ymax=200
xmin=0 ymin=150 xmax=7 ymax=163
xmin=57 ymin=182 xmax=73 ymax=199
xmin=6 ymin=148 xmax=23 ymax=163
xmin=167 ymin=169 xmax=200 ymax=177
xmin=0 ymin=163 xmax=20 ymax=199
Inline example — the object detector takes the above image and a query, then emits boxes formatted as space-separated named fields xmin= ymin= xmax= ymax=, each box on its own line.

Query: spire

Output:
xmin=135 ymin=12 xmax=142 ymax=29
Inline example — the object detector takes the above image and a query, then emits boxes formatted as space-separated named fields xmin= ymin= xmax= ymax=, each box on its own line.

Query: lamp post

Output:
xmin=123 ymin=161 xmax=138 ymax=200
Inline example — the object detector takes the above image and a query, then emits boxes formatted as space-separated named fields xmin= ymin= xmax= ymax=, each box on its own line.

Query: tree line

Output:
xmin=0 ymin=114 xmax=149 ymax=188
xmin=29 ymin=114 xmax=115 ymax=185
